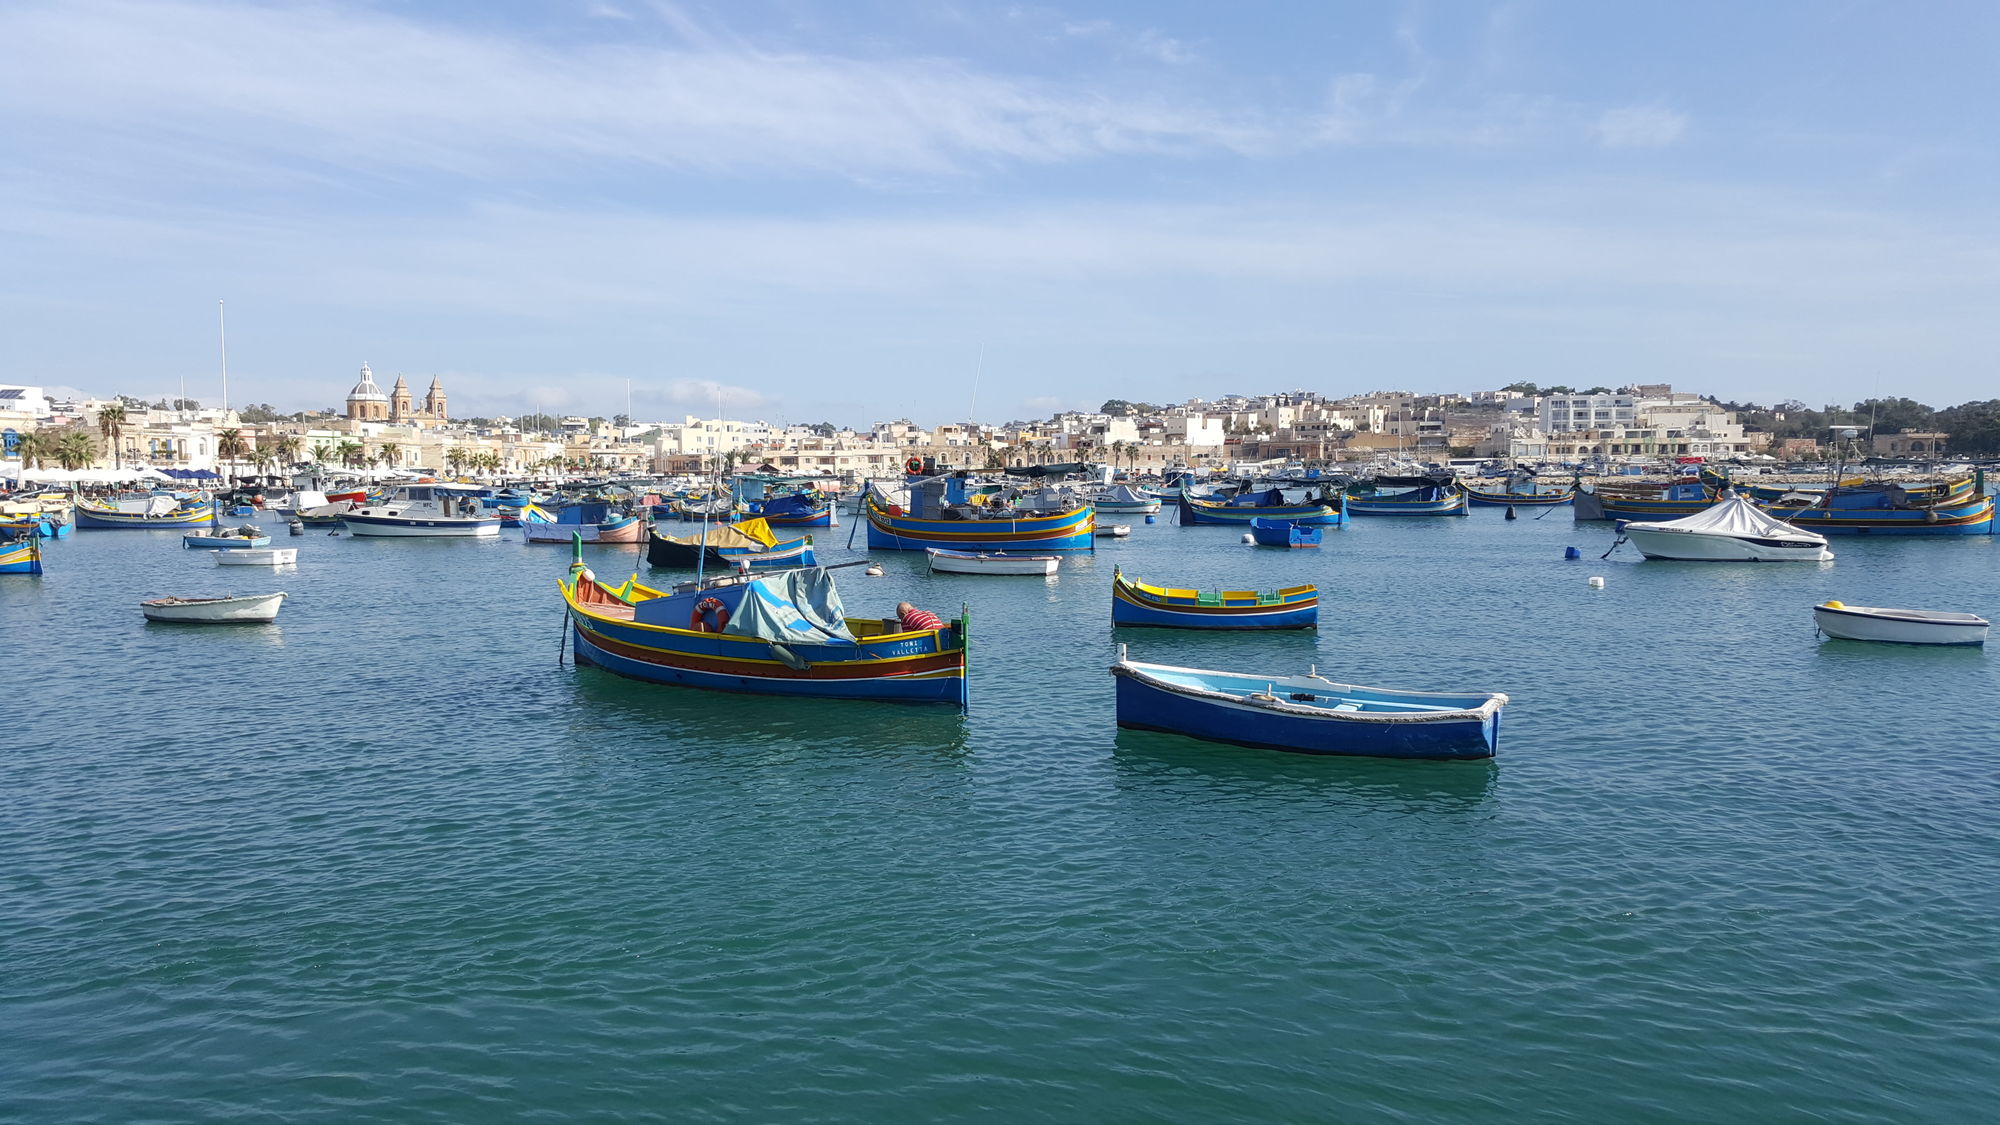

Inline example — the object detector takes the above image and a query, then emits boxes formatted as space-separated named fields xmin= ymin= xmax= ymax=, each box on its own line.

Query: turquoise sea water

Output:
xmin=5 ymin=507 xmax=1998 ymax=1122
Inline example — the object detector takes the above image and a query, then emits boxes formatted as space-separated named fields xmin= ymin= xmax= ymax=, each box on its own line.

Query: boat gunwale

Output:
xmin=1111 ymin=659 xmax=1507 ymax=724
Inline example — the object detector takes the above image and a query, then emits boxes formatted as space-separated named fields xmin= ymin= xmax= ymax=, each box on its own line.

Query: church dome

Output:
xmin=348 ymin=363 xmax=388 ymax=402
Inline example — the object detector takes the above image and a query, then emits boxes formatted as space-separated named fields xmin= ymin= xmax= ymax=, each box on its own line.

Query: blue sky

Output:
xmin=3 ymin=1 xmax=1996 ymax=426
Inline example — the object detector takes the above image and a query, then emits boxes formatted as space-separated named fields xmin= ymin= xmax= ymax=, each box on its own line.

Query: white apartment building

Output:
xmin=1539 ymin=393 xmax=1637 ymax=433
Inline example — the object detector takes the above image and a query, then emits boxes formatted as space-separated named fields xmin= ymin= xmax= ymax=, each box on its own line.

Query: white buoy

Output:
xmin=1588 ymin=575 xmax=1605 ymax=588
xmin=864 ymin=564 xmax=884 ymax=576
xmin=1241 ymin=533 xmax=1254 ymax=543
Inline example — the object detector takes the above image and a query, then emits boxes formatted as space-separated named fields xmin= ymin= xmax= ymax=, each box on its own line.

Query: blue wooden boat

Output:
xmin=863 ymin=476 xmax=1094 ymax=551
xmin=561 ymin=555 xmax=968 ymax=705
xmin=1111 ymin=566 xmax=1317 ymax=629
xmin=74 ymin=497 xmax=215 ymax=528
xmin=0 ymin=533 xmax=42 ymax=575
xmin=1770 ymin=491 xmax=1995 ymax=536
xmin=1249 ymin=517 xmax=1322 ymax=548
xmin=1176 ymin=487 xmax=1344 ymax=526
xmin=1110 ymin=648 xmax=1507 ymax=760
xmin=1344 ymin=477 xmax=1470 ymax=517
xmin=0 ymin=514 xmax=69 ymax=538
xmin=749 ymin=491 xmax=837 ymax=528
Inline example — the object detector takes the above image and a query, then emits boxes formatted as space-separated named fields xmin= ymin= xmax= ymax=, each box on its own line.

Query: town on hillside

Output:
xmin=3 ymin=369 xmax=1995 ymax=482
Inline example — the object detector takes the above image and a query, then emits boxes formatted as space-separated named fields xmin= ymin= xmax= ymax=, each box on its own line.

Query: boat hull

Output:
xmin=1094 ymin=500 xmax=1162 ymax=515
xmin=1467 ymin=487 xmax=1574 ymax=507
xmin=1249 ymin=518 xmax=1321 ymax=547
xmin=864 ymin=493 xmax=1095 ymax=551
xmin=1111 ymin=571 xmax=1317 ymax=629
xmin=141 ymin=592 xmax=287 ymax=623
xmin=184 ymin=534 xmax=273 ymax=549
xmin=1623 ymin=527 xmax=1834 ymax=562
xmin=1778 ymin=495 xmax=1995 ymax=535
xmin=75 ymin=502 xmax=215 ymax=529
xmin=1813 ymin=605 xmax=1988 ymax=646
xmin=1177 ymin=495 xmax=1345 ymax=526
xmin=1112 ymin=663 xmax=1503 ymax=760
xmin=523 ymin=515 xmax=646 ymax=544
xmin=0 ymin=539 xmax=43 ymax=575
xmin=341 ymin=514 xmax=502 ymax=537
xmin=1345 ymin=491 xmax=1469 ymax=517
xmin=646 ymin=534 xmax=815 ymax=569
xmin=566 ymin=603 xmax=966 ymax=705
xmin=214 ymin=548 xmax=298 ymax=566
xmin=926 ymin=549 xmax=1059 ymax=576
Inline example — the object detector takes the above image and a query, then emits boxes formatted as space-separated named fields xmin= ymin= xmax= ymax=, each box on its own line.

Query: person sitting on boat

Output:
xmin=896 ymin=602 xmax=944 ymax=632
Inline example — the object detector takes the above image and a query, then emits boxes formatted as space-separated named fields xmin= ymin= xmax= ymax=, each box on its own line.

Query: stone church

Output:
xmin=345 ymin=363 xmax=447 ymax=426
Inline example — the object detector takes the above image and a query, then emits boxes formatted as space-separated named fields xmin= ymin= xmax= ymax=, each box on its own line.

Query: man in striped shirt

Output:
xmin=896 ymin=602 xmax=944 ymax=632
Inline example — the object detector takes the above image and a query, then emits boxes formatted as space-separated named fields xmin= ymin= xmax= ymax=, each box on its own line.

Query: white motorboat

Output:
xmin=925 ymin=548 xmax=1060 ymax=576
xmin=1620 ymin=492 xmax=1833 ymax=562
xmin=214 ymin=548 xmax=299 ymax=566
xmin=1095 ymin=523 xmax=1131 ymax=538
xmin=1813 ymin=601 xmax=1989 ymax=646
xmin=342 ymin=485 xmax=501 ymax=537
xmin=141 ymin=592 xmax=288 ymax=623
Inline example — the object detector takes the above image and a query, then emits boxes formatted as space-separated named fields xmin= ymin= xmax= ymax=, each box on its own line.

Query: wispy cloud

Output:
xmin=0 ymin=0 xmax=1257 ymax=185
xmin=1595 ymin=105 xmax=1689 ymax=149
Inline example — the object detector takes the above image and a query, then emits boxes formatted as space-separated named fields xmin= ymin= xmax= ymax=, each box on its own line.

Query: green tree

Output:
xmin=1936 ymin=399 xmax=2000 ymax=455
xmin=337 ymin=440 xmax=365 ymax=468
xmin=14 ymin=431 xmax=51 ymax=470
xmin=96 ymin=404 xmax=127 ymax=470
xmin=377 ymin=442 xmax=400 ymax=469
xmin=215 ymin=428 xmax=249 ymax=481
xmin=311 ymin=443 xmax=336 ymax=466
xmin=1851 ymin=397 xmax=1937 ymax=435
xmin=54 ymin=431 xmax=96 ymax=470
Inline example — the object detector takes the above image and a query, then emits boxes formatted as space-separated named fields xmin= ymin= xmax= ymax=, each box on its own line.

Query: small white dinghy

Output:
xmin=925 ymin=548 xmax=1060 ymax=576
xmin=1813 ymin=601 xmax=1989 ymax=646
xmin=213 ymin=547 xmax=298 ymax=566
xmin=1094 ymin=523 xmax=1131 ymax=538
xmin=141 ymin=592 xmax=288 ymax=623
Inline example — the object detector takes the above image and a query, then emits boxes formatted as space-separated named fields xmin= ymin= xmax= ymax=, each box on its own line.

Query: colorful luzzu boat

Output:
xmin=1765 ymin=488 xmax=1995 ymax=536
xmin=74 ymin=496 xmax=215 ymax=528
xmin=863 ymin=475 xmax=1094 ymax=552
xmin=520 ymin=502 xmax=647 ymax=543
xmin=0 ymin=533 xmax=43 ymax=575
xmin=646 ymin=518 xmax=815 ymax=569
xmin=560 ymin=554 xmax=968 ymax=705
xmin=1176 ymin=487 xmax=1344 ymax=526
xmin=1465 ymin=483 xmax=1575 ymax=507
xmin=1111 ymin=567 xmax=1317 ymax=629
xmin=1248 ymin=518 xmax=1322 ymax=547
xmin=1110 ymin=646 xmax=1507 ymax=760
xmin=1345 ymin=477 xmax=1470 ymax=517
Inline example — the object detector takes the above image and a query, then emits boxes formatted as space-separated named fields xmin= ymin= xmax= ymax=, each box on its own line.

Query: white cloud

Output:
xmin=1595 ymin=106 xmax=1688 ymax=149
xmin=0 ymin=0 xmax=1257 ymax=184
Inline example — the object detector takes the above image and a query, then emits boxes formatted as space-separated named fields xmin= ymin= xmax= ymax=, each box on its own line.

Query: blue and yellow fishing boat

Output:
xmin=1771 ymin=491 xmax=1995 ymax=535
xmin=74 ymin=496 xmax=215 ymax=528
xmin=560 ymin=554 xmax=968 ymax=706
xmin=863 ymin=476 xmax=1093 ymax=552
xmin=1111 ymin=647 xmax=1507 ymax=760
xmin=1176 ymin=487 xmax=1344 ymax=526
xmin=0 ymin=514 xmax=69 ymax=538
xmin=747 ymin=491 xmax=837 ymax=528
xmin=0 ymin=532 xmax=43 ymax=575
xmin=1578 ymin=478 xmax=1715 ymax=521
xmin=1345 ymin=477 xmax=1470 ymax=517
xmin=1111 ymin=567 xmax=1317 ymax=629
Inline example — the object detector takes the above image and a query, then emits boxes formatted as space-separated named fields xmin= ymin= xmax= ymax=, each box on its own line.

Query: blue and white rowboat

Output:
xmin=1111 ymin=648 xmax=1507 ymax=760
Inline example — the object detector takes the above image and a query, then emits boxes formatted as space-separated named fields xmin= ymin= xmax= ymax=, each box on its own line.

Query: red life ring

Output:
xmin=904 ymin=457 xmax=924 ymax=475
xmin=689 ymin=597 xmax=730 ymax=632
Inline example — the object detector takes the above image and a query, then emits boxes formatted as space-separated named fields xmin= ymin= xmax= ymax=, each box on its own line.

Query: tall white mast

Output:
xmin=217 ymin=299 xmax=229 ymax=418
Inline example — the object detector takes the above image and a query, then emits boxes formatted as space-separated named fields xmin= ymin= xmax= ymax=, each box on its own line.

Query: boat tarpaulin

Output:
xmin=723 ymin=569 xmax=856 ymax=646
xmin=1629 ymin=492 xmax=1824 ymax=541
xmin=660 ymin=519 xmax=775 ymax=551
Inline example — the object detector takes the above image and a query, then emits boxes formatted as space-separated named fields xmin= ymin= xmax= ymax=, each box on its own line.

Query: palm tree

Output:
xmin=477 ymin=451 xmax=502 ymax=476
xmin=14 ymin=431 xmax=51 ymax=470
xmin=337 ymin=440 xmax=365 ymax=468
xmin=54 ymin=431 xmax=96 ymax=471
xmin=377 ymin=442 xmax=400 ymax=470
xmin=96 ymin=404 xmax=128 ymax=470
xmin=311 ymin=443 xmax=336 ymax=467
xmin=444 ymin=447 xmax=465 ymax=476
xmin=274 ymin=436 xmax=304 ymax=468
xmin=215 ymin=428 xmax=249 ymax=482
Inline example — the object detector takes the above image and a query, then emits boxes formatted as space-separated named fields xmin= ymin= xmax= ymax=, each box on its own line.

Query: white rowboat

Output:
xmin=925 ymin=548 xmax=1060 ymax=576
xmin=141 ymin=592 xmax=288 ymax=623
xmin=213 ymin=548 xmax=299 ymax=566
xmin=1813 ymin=601 xmax=1988 ymax=646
